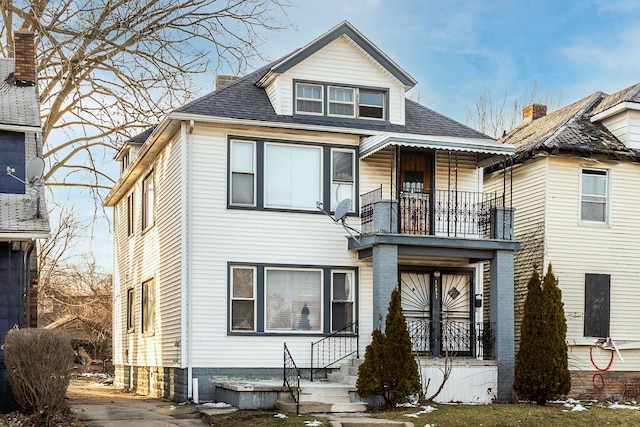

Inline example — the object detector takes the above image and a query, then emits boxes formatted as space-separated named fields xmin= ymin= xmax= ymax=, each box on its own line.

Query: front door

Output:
xmin=400 ymin=270 xmax=474 ymax=356
xmin=399 ymin=150 xmax=433 ymax=234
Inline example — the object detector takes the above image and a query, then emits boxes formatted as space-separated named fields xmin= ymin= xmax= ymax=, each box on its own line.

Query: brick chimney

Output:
xmin=522 ymin=103 xmax=547 ymax=124
xmin=215 ymin=75 xmax=238 ymax=90
xmin=13 ymin=26 xmax=36 ymax=86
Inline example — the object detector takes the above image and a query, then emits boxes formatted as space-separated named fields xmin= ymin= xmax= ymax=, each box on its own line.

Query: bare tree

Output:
xmin=1 ymin=0 xmax=290 ymax=200
xmin=466 ymin=82 xmax=563 ymax=139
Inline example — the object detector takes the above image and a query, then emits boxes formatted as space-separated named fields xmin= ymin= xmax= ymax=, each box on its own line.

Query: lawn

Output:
xmin=204 ymin=402 xmax=640 ymax=427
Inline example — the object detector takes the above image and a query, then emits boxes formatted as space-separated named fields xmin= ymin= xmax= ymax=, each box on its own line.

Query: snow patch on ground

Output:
xmin=404 ymin=405 xmax=438 ymax=418
xmin=608 ymin=403 xmax=640 ymax=410
xmin=200 ymin=402 xmax=232 ymax=408
xmin=304 ymin=420 xmax=322 ymax=426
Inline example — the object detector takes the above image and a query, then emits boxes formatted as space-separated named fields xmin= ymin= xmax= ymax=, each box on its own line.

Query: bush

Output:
xmin=357 ymin=288 xmax=420 ymax=406
xmin=3 ymin=328 xmax=75 ymax=425
xmin=514 ymin=264 xmax=570 ymax=404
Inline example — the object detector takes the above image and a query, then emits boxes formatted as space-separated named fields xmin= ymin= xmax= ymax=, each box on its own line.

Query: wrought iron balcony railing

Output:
xmin=405 ymin=319 xmax=495 ymax=359
xmin=360 ymin=187 xmax=512 ymax=239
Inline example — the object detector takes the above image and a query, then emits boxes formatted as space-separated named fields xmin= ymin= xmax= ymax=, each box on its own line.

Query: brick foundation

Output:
xmin=570 ymin=370 xmax=640 ymax=401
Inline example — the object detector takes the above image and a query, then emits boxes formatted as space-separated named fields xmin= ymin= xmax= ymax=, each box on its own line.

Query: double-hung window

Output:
xmin=265 ymin=143 xmax=321 ymax=209
xmin=329 ymin=87 xmax=355 ymax=117
xmin=142 ymin=171 xmax=155 ymax=230
xmin=296 ymin=83 xmax=323 ymax=115
xmin=359 ymin=89 xmax=385 ymax=119
xmin=580 ymin=169 xmax=609 ymax=223
xmin=331 ymin=149 xmax=355 ymax=210
xmin=230 ymin=266 xmax=256 ymax=331
xmin=331 ymin=271 xmax=355 ymax=332
xmin=230 ymin=140 xmax=256 ymax=206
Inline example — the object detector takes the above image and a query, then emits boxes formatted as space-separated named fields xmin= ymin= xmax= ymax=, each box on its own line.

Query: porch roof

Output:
xmin=359 ymin=133 xmax=515 ymax=160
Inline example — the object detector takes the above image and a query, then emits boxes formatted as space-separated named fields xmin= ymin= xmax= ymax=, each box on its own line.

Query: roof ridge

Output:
xmin=544 ymin=92 xmax=604 ymax=148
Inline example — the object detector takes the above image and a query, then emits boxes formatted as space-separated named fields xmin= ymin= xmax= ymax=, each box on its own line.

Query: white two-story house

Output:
xmin=485 ymin=83 xmax=640 ymax=401
xmin=104 ymin=21 xmax=518 ymax=405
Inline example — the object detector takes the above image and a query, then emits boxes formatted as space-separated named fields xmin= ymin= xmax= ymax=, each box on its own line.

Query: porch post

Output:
xmin=372 ymin=244 xmax=398 ymax=332
xmin=490 ymin=249 xmax=515 ymax=402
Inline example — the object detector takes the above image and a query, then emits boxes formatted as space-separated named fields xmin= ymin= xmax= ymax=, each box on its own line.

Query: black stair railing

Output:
xmin=283 ymin=343 xmax=301 ymax=415
xmin=310 ymin=321 xmax=359 ymax=382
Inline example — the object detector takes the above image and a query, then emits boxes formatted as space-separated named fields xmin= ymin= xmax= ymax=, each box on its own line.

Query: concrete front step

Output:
xmin=278 ymin=400 xmax=368 ymax=414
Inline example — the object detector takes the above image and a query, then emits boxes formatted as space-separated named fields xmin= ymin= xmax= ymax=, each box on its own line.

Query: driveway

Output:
xmin=67 ymin=378 xmax=209 ymax=427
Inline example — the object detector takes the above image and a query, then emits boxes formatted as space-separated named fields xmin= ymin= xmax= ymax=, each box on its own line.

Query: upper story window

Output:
xmin=230 ymin=140 xmax=256 ymax=206
xmin=228 ymin=137 xmax=357 ymax=214
xmin=265 ymin=143 xmax=321 ymax=209
xmin=142 ymin=171 xmax=155 ymax=230
xmin=580 ymin=168 xmax=609 ymax=224
xmin=331 ymin=149 xmax=355 ymax=210
xmin=295 ymin=82 xmax=386 ymax=121
xmin=296 ymin=83 xmax=323 ymax=115
xmin=127 ymin=192 xmax=135 ymax=236
xmin=121 ymin=151 xmax=130 ymax=173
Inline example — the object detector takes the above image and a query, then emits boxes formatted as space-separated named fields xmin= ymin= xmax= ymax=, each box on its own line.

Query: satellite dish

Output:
xmin=26 ymin=157 xmax=45 ymax=185
xmin=334 ymin=198 xmax=352 ymax=222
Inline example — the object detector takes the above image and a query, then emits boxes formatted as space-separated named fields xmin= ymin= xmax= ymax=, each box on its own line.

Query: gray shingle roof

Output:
xmin=174 ymin=57 xmax=489 ymax=140
xmin=0 ymin=59 xmax=40 ymax=128
xmin=591 ymin=82 xmax=640 ymax=116
xmin=500 ymin=92 xmax=637 ymax=163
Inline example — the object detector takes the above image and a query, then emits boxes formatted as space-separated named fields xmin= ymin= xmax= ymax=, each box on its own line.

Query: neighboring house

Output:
xmin=0 ymin=28 xmax=50 ymax=408
xmin=104 ymin=21 xmax=519 ymax=405
xmin=485 ymin=84 xmax=640 ymax=400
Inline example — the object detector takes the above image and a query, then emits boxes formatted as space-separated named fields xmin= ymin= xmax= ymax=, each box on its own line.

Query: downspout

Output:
xmin=187 ymin=120 xmax=194 ymax=400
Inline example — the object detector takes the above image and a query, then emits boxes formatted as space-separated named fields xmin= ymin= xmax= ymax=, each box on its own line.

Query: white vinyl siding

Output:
xmin=276 ymin=37 xmax=406 ymax=124
xmin=601 ymin=110 xmax=640 ymax=150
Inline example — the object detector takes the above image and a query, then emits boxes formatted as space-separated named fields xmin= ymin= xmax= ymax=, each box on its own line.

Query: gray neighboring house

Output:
xmin=0 ymin=28 xmax=49 ymax=408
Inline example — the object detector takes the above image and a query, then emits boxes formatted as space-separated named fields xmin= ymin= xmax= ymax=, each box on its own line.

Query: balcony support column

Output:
xmin=372 ymin=244 xmax=398 ymax=332
xmin=373 ymin=199 xmax=398 ymax=234
xmin=490 ymin=249 xmax=515 ymax=402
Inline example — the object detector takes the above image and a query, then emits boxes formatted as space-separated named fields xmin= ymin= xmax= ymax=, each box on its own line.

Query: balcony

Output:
xmin=406 ymin=319 xmax=494 ymax=359
xmin=361 ymin=187 xmax=513 ymax=240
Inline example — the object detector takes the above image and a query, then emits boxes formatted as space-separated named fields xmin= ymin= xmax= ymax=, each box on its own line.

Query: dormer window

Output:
xmin=296 ymin=83 xmax=323 ymax=115
xmin=121 ymin=151 xmax=130 ymax=173
xmin=295 ymin=81 xmax=386 ymax=120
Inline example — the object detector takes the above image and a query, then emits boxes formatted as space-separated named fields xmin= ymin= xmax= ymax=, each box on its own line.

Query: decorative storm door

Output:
xmin=400 ymin=270 xmax=474 ymax=356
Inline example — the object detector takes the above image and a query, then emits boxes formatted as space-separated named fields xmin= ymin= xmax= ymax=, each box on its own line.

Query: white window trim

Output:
xmin=264 ymin=142 xmax=323 ymax=210
xmin=330 ymin=148 xmax=356 ymax=211
xmin=579 ymin=167 xmax=610 ymax=225
xmin=358 ymin=89 xmax=385 ymax=120
xmin=264 ymin=266 xmax=324 ymax=334
xmin=230 ymin=266 xmax=257 ymax=332
xmin=328 ymin=86 xmax=356 ymax=118
xmin=295 ymin=83 xmax=324 ymax=116
xmin=142 ymin=171 xmax=155 ymax=231
xmin=331 ymin=270 xmax=355 ymax=332
xmin=229 ymin=140 xmax=257 ymax=207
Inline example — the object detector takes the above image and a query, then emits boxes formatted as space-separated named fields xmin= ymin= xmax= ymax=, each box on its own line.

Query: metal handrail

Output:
xmin=283 ymin=343 xmax=301 ymax=415
xmin=310 ymin=321 xmax=359 ymax=382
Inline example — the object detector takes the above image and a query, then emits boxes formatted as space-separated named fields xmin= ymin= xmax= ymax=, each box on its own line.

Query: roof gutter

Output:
xmin=0 ymin=123 xmax=41 ymax=133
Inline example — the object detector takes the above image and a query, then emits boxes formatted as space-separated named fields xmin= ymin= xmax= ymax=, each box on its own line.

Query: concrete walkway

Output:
xmin=67 ymin=378 xmax=208 ymax=426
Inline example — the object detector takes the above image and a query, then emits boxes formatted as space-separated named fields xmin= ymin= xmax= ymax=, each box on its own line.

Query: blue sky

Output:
xmin=245 ymin=0 xmax=640 ymax=123
xmin=78 ymin=0 xmax=640 ymax=270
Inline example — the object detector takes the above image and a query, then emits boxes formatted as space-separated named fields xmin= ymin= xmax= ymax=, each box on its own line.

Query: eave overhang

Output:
xmin=590 ymin=101 xmax=640 ymax=122
xmin=360 ymin=133 xmax=515 ymax=163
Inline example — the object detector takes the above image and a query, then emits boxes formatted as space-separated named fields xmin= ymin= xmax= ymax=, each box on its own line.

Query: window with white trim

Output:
xmin=331 ymin=149 xmax=355 ymax=210
xmin=230 ymin=140 xmax=256 ymax=206
xmin=332 ymin=271 xmax=354 ymax=332
xmin=230 ymin=266 xmax=256 ymax=332
xmin=266 ymin=268 xmax=322 ymax=332
xmin=296 ymin=83 xmax=323 ymax=115
xmin=580 ymin=169 xmax=609 ymax=223
xmin=142 ymin=171 xmax=155 ymax=230
xmin=265 ymin=143 xmax=321 ymax=209
xmin=329 ymin=86 xmax=355 ymax=117
xmin=359 ymin=89 xmax=384 ymax=119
